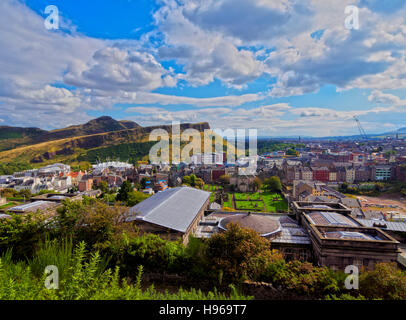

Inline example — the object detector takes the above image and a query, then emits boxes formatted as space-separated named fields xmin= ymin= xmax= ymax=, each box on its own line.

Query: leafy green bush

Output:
xmin=206 ymin=223 xmax=283 ymax=283
xmin=260 ymin=259 xmax=342 ymax=298
xmin=120 ymin=234 xmax=185 ymax=275
xmin=0 ymin=213 xmax=48 ymax=260
xmin=359 ymin=262 xmax=406 ymax=300
xmin=0 ymin=242 xmax=250 ymax=300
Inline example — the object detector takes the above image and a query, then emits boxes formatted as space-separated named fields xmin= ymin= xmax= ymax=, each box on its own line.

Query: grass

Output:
xmin=248 ymin=192 xmax=261 ymax=200
xmin=262 ymin=192 xmax=287 ymax=212
xmin=223 ymin=194 xmax=233 ymax=209
xmin=214 ymin=190 xmax=288 ymax=213
xmin=210 ymin=193 xmax=215 ymax=202
xmin=235 ymin=200 xmax=264 ymax=211
xmin=234 ymin=193 xmax=247 ymax=200
xmin=0 ymin=202 xmax=14 ymax=209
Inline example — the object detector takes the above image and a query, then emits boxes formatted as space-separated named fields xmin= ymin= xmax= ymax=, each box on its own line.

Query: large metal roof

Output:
xmin=357 ymin=219 xmax=406 ymax=233
xmin=127 ymin=187 xmax=210 ymax=233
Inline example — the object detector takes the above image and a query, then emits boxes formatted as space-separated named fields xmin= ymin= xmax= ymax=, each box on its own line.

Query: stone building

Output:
xmin=292 ymin=201 xmax=399 ymax=270
xmin=126 ymin=186 xmax=211 ymax=245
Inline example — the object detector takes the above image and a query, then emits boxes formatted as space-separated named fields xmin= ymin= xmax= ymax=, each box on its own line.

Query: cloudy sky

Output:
xmin=0 ymin=0 xmax=405 ymax=136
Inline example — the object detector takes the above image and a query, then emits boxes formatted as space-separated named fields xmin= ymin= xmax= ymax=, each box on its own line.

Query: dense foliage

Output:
xmin=1 ymin=198 xmax=406 ymax=300
xmin=0 ymin=241 xmax=249 ymax=300
xmin=206 ymin=223 xmax=282 ymax=283
xmin=262 ymin=176 xmax=282 ymax=192
xmin=256 ymin=140 xmax=304 ymax=155
xmin=0 ymin=162 xmax=32 ymax=175
xmin=77 ymin=142 xmax=156 ymax=164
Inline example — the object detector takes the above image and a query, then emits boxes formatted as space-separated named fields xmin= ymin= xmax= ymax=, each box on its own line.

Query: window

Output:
xmin=299 ymin=249 xmax=308 ymax=261
xmin=284 ymin=248 xmax=294 ymax=262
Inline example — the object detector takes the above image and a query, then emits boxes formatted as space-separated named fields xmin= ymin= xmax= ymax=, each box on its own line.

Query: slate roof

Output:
xmin=357 ymin=219 xmax=406 ymax=233
xmin=126 ymin=187 xmax=210 ymax=233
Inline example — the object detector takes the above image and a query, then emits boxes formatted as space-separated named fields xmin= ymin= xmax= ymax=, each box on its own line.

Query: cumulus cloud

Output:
xmin=1 ymin=0 xmax=406 ymax=136
xmin=153 ymin=0 xmax=265 ymax=87
xmin=64 ymin=47 xmax=178 ymax=92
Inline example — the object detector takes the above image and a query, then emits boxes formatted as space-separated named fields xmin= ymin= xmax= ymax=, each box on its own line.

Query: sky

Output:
xmin=0 ymin=0 xmax=405 ymax=137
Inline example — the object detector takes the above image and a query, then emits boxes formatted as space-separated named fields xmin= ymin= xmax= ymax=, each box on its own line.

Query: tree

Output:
xmin=195 ymin=178 xmax=205 ymax=189
xmin=126 ymin=191 xmax=150 ymax=207
xmin=359 ymin=262 xmax=406 ymax=300
xmin=250 ymin=177 xmax=262 ymax=191
xmin=286 ymin=148 xmax=298 ymax=156
xmin=116 ymin=180 xmax=133 ymax=203
xmin=206 ymin=223 xmax=282 ymax=282
xmin=18 ymin=189 xmax=32 ymax=200
xmin=263 ymin=176 xmax=282 ymax=192
xmin=56 ymin=200 xmax=137 ymax=252
xmin=98 ymin=181 xmax=109 ymax=193
xmin=140 ymin=177 xmax=151 ymax=189
xmin=0 ymin=212 xmax=48 ymax=260
xmin=261 ymin=259 xmax=341 ymax=298
xmin=183 ymin=174 xmax=197 ymax=187
xmin=218 ymin=174 xmax=230 ymax=186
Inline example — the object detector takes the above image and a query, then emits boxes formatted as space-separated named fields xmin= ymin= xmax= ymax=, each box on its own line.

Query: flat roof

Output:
xmin=305 ymin=211 xmax=360 ymax=227
xmin=7 ymin=201 xmax=55 ymax=212
xmin=324 ymin=231 xmax=381 ymax=241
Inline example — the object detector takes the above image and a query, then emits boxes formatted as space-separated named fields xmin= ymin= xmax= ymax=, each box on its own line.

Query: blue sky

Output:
xmin=0 ymin=0 xmax=405 ymax=136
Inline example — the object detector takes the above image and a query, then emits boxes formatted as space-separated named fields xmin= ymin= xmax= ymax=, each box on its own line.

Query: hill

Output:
xmin=0 ymin=116 xmax=142 ymax=152
xmin=0 ymin=117 xmax=211 ymax=169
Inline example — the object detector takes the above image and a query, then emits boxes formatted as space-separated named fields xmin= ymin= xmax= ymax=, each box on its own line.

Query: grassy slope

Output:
xmin=0 ymin=127 xmax=231 ymax=168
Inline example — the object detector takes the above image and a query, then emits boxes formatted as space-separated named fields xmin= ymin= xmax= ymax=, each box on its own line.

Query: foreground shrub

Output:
xmin=261 ymin=259 xmax=341 ymax=298
xmin=206 ymin=223 xmax=283 ymax=283
xmin=359 ymin=262 xmax=406 ymax=300
xmin=119 ymin=234 xmax=185 ymax=275
xmin=0 ymin=213 xmax=48 ymax=260
xmin=0 ymin=242 xmax=251 ymax=300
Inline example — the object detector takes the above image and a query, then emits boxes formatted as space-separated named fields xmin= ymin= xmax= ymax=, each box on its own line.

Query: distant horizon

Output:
xmin=2 ymin=114 xmax=405 ymax=140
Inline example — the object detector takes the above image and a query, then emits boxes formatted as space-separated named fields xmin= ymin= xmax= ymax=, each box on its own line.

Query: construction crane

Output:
xmin=353 ymin=116 xmax=368 ymax=140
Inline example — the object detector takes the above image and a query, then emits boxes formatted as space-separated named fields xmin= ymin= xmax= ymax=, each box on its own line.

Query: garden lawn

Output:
xmin=234 ymin=193 xmax=248 ymax=200
xmin=262 ymin=192 xmax=287 ymax=212
xmin=235 ymin=200 xmax=264 ymax=211
xmin=223 ymin=194 xmax=233 ymax=209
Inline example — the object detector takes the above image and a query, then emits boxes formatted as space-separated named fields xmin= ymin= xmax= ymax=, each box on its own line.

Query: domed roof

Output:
xmin=219 ymin=214 xmax=281 ymax=236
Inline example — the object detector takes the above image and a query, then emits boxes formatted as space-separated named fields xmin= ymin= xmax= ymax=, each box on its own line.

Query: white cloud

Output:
xmin=64 ymin=47 xmax=178 ymax=92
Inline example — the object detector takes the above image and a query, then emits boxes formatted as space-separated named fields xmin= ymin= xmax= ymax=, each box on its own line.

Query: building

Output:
xmin=6 ymin=201 xmax=58 ymax=215
xmin=191 ymin=153 xmax=223 ymax=165
xmin=375 ymin=166 xmax=392 ymax=181
xmin=300 ymin=167 xmax=313 ymax=181
xmin=345 ymin=167 xmax=355 ymax=183
xmin=293 ymin=181 xmax=345 ymax=201
xmin=396 ymin=165 xmax=406 ymax=182
xmin=78 ymin=177 xmax=93 ymax=192
xmin=312 ymin=167 xmax=329 ymax=182
xmin=126 ymin=187 xmax=211 ymax=244
xmin=30 ymin=193 xmax=82 ymax=203
xmin=292 ymin=201 xmax=399 ymax=270
xmin=195 ymin=212 xmax=312 ymax=262
xmin=308 ymin=224 xmax=399 ymax=270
